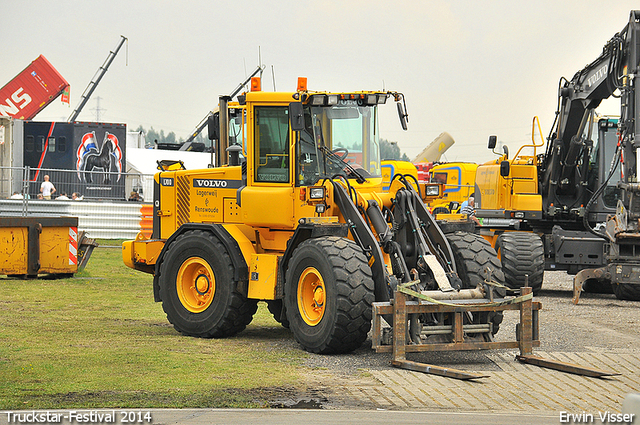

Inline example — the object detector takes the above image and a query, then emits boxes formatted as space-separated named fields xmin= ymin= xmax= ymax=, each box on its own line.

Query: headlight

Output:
xmin=309 ymin=95 xmax=325 ymax=106
xmin=309 ymin=187 xmax=325 ymax=199
xmin=425 ymin=185 xmax=440 ymax=196
xmin=365 ymin=94 xmax=378 ymax=105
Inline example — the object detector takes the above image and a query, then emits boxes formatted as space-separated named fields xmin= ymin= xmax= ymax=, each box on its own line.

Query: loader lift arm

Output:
xmin=331 ymin=173 xmax=462 ymax=303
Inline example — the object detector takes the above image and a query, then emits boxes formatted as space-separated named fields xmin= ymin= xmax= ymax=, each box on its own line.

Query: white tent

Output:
xmin=125 ymin=148 xmax=213 ymax=200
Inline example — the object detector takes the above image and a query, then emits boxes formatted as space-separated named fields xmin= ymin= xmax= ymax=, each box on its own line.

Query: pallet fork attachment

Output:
xmin=372 ymin=286 xmax=619 ymax=380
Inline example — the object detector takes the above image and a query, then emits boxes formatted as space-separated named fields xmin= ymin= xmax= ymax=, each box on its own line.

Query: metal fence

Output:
xmin=0 ymin=166 xmax=154 ymax=201
xmin=0 ymin=166 xmax=156 ymax=239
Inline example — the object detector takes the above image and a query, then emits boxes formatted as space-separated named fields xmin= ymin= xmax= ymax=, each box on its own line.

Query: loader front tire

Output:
xmin=495 ymin=232 xmax=544 ymax=294
xmin=446 ymin=231 xmax=506 ymax=335
xmin=158 ymin=230 xmax=258 ymax=338
xmin=285 ymin=237 xmax=375 ymax=354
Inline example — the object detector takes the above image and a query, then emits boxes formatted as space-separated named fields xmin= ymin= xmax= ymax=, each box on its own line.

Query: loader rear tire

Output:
xmin=612 ymin=283 xmax=640 ymax=301
xmin=446 ymin=231 xmax=506 ymax=335
xmin=495 ymin=232 xmax=544 ymax=295
xmin=158 ymin=230 xmax=258 ymax=338
xmin=285 ymin=236 xmax=375 ymax=354
xmin=266 ymin=300 xmax=290 ymax=328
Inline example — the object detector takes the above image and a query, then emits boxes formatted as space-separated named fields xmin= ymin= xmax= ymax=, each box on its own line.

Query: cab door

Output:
xmin=240 ymin=105 xmax=295 ymax=229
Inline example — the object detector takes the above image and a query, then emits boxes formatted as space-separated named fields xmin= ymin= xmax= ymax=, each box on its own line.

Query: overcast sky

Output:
xmin=2 ymin=1 xmax=639 ymax=163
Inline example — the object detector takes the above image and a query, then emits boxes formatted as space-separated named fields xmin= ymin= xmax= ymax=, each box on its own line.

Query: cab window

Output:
xmin=432 ymin=172 xmax=447 ymax=184
xmin=254 ymin=106 xmax=289 ymax=183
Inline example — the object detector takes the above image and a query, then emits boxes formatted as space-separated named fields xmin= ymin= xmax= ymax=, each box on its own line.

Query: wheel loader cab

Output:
xmin=293 ymin=96 xmax=384 ymax=185
xmin=240 ymin=90 xmax=387 ymax=229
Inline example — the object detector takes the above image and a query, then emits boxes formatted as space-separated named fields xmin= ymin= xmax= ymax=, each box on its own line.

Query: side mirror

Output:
xmin=488 ymin=135 xmax=497 ymax=149
xmin=289 ymin=102 xmax=304 ymax=131
xmin=500 ymin=160 xmax=510 ymax=177
xmin=208 ymin=113 xmax=219 ymax=141
xmin=502 ymin=145 xmax=509 ymax=159
xmin=397 ymin=102 xmax=408 ymax=131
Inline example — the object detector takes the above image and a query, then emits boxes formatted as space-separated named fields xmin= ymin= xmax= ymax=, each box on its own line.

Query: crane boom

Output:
xmin=68 ymin=35 xmax=127 ymax=122
xmin=183 ymin=65 xmax=264 ymax=145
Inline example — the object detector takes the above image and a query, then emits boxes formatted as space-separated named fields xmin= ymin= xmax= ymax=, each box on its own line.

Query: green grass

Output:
xmin=0 ymin=245 xmax=305 ymax=409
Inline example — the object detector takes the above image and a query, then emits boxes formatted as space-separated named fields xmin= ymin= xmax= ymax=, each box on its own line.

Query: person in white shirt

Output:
xmin=40 ymin=175 xmax=56 ymax=200
xmin=9 ymin=191 xmax=23 ymax=199
xmin=460 ymin=196 xmax=480 ymax=225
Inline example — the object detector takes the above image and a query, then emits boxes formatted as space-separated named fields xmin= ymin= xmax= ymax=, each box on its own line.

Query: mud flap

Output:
xmin=77 ymin=231 xmax=99 ymax=272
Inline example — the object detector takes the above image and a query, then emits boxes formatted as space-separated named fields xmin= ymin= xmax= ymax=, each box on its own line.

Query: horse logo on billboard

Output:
xmin=76 ymin=131 xmax=123 ymax=183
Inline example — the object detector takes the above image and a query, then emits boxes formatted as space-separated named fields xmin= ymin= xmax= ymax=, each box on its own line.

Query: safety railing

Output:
xmin=0 ymin=199 xmax=150 ymax=239
xmin=0 ymin=166 xmax=154 ymax=202
xmin=1 ymin=166 xmax=156 ymax=239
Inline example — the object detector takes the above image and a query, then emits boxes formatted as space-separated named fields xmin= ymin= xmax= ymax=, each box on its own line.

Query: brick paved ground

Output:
xmin=332 ymin=350 xmax=639 ymax=412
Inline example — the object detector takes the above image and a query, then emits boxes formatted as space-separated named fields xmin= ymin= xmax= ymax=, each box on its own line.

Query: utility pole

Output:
xmin=90 ymin=97 xmax=105 ymax=122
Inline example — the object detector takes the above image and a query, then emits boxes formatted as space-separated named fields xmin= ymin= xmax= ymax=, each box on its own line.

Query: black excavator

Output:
xmin=476 ymin=11 xmax=640 ymax=301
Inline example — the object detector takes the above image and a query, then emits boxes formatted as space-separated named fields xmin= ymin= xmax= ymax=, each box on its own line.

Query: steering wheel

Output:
xmin=332 ymin=147 xmax=349 ymax=160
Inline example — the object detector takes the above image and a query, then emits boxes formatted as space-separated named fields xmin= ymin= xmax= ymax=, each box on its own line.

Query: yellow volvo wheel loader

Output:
xmin=123 ymin=77 xmax=505 ymax=354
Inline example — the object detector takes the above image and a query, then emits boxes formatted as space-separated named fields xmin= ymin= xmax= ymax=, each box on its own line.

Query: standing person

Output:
xmin=40 ymin=175 xmax=56 ymax=200
xmin=460 ymin=196 xmax=480 ymax=225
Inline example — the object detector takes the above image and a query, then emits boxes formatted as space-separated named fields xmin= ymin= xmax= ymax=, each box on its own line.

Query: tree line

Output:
xmin=380 ymin=138 xmax=410 ymax=161
xmin=134 ymin=125 xmax=209 ymax=148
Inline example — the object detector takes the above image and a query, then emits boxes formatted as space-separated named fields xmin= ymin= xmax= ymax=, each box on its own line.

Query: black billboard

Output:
xmin=23 ymin=121 xmax=126 ymax=200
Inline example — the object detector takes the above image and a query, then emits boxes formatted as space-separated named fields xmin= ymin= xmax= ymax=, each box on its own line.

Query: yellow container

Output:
xmin=0 ymin=217 xmax=95 ymax=276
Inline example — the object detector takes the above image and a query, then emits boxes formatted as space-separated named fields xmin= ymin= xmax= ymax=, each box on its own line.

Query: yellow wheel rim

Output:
xmin=176 ymin=257 xmax=215 ymax=313
xmin=297 ymin=267 xmax=326 ymax=326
